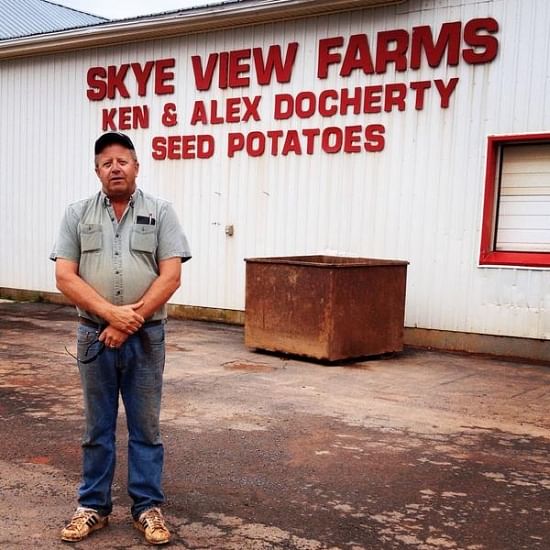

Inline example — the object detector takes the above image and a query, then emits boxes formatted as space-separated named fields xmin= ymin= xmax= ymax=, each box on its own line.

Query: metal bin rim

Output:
xmin=244 ymin=254 xmax=409 ymax=268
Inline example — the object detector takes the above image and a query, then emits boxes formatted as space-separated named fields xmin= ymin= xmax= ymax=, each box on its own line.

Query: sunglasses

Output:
xmin=65 ymin=336 xmax=106 ymax=364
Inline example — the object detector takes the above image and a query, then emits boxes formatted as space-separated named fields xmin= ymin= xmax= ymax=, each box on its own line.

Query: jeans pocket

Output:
xmin=77 ymin=326 xmax=102 ymax=364
xmin=142 ymin=324 xmax=165 ymax=345
xmin=138 ymin=325 xmax=166 ymax=378
xmin=77 ymin=325 xmax=97 ymax=344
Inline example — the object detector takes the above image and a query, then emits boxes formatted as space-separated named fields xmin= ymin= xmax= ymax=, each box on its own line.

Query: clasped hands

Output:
xmin=99 ymin=301 xmax=145 ymax=349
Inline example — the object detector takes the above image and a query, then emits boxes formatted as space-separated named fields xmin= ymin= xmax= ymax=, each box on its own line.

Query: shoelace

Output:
xmin=68 ymin=509 xmax=98 ymax=530
xmin=142 ymin=510 xmax=165 ymax=532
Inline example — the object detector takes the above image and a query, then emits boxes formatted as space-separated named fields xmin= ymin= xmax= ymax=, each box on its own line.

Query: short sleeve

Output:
xmin=49 ymin=205 xmax=81 ymax=262
xmin=156 ymin=203 xmax=192 ymax=263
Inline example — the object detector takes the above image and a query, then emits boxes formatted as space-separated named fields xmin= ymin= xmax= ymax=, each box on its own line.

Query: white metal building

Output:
xmin=0 ymin=0 xmax=549 ymax=360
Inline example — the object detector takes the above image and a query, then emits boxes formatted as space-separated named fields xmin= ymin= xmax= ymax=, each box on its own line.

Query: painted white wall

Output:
xmin=1 ymin=0 xmax=549 ymax=339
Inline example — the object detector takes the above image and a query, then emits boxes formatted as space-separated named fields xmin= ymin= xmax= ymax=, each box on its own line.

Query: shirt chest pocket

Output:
xmin=131 ymin=224 xmax=157 ymax=254
xmin=79 ymin=224 xmax=103 ymax=253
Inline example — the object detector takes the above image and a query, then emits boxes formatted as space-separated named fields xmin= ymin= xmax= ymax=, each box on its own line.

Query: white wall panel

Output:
xmin=1 ymin=0 xmax=549 ymax=339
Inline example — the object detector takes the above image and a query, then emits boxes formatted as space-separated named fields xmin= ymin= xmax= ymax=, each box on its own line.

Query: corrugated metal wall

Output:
xmin=1 ymin=0 xmax=549 ymax=340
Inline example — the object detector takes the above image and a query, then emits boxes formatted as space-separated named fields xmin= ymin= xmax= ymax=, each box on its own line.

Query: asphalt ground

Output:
xmin=0 ymin=301 xmax=548 ymax=549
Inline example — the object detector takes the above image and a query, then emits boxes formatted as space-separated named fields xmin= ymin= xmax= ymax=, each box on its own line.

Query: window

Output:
xmin=480 ymin=133 xmax=550 ymax=267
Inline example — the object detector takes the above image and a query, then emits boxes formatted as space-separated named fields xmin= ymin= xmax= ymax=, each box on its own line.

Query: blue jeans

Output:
xmin=76 ymin=322 xmax=166 ymax=519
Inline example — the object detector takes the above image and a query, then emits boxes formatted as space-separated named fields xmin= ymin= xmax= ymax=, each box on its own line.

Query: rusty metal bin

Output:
xmin=244 ymin=255 xmax=408 ymax=362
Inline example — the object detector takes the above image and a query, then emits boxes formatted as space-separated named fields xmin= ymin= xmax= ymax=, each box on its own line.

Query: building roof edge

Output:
xmin=0 ymin=0 xmax=405 ymax=60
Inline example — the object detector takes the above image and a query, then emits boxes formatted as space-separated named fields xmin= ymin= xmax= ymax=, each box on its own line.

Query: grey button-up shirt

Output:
xmin=50 ymin=188 xmax=191 ymax=323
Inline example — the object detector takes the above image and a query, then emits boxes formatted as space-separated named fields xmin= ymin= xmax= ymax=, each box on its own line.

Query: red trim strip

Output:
xmin=479 ymin=133 xmax=550 ymax=268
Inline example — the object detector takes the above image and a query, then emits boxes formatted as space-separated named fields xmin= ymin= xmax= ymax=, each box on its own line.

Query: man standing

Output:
xmin=50 ymin=132 xmax=191 ymax=545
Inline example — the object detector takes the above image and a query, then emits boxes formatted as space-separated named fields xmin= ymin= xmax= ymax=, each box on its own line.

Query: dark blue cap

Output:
xmin=94 ymin=132 xmax=135 ymax=155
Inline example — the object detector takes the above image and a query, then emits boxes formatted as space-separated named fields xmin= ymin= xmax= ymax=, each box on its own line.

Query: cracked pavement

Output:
xmin=0 ymin=301 xmax=548 ymax=549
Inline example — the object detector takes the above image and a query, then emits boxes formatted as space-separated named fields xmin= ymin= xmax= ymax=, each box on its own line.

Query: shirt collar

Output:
xmin=101 ymin=189 xmax=137 ymax=208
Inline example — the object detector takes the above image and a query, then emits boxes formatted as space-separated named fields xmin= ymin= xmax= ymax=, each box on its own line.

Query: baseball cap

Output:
xmin=94 ymin=132 xmax=135 ymax=155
